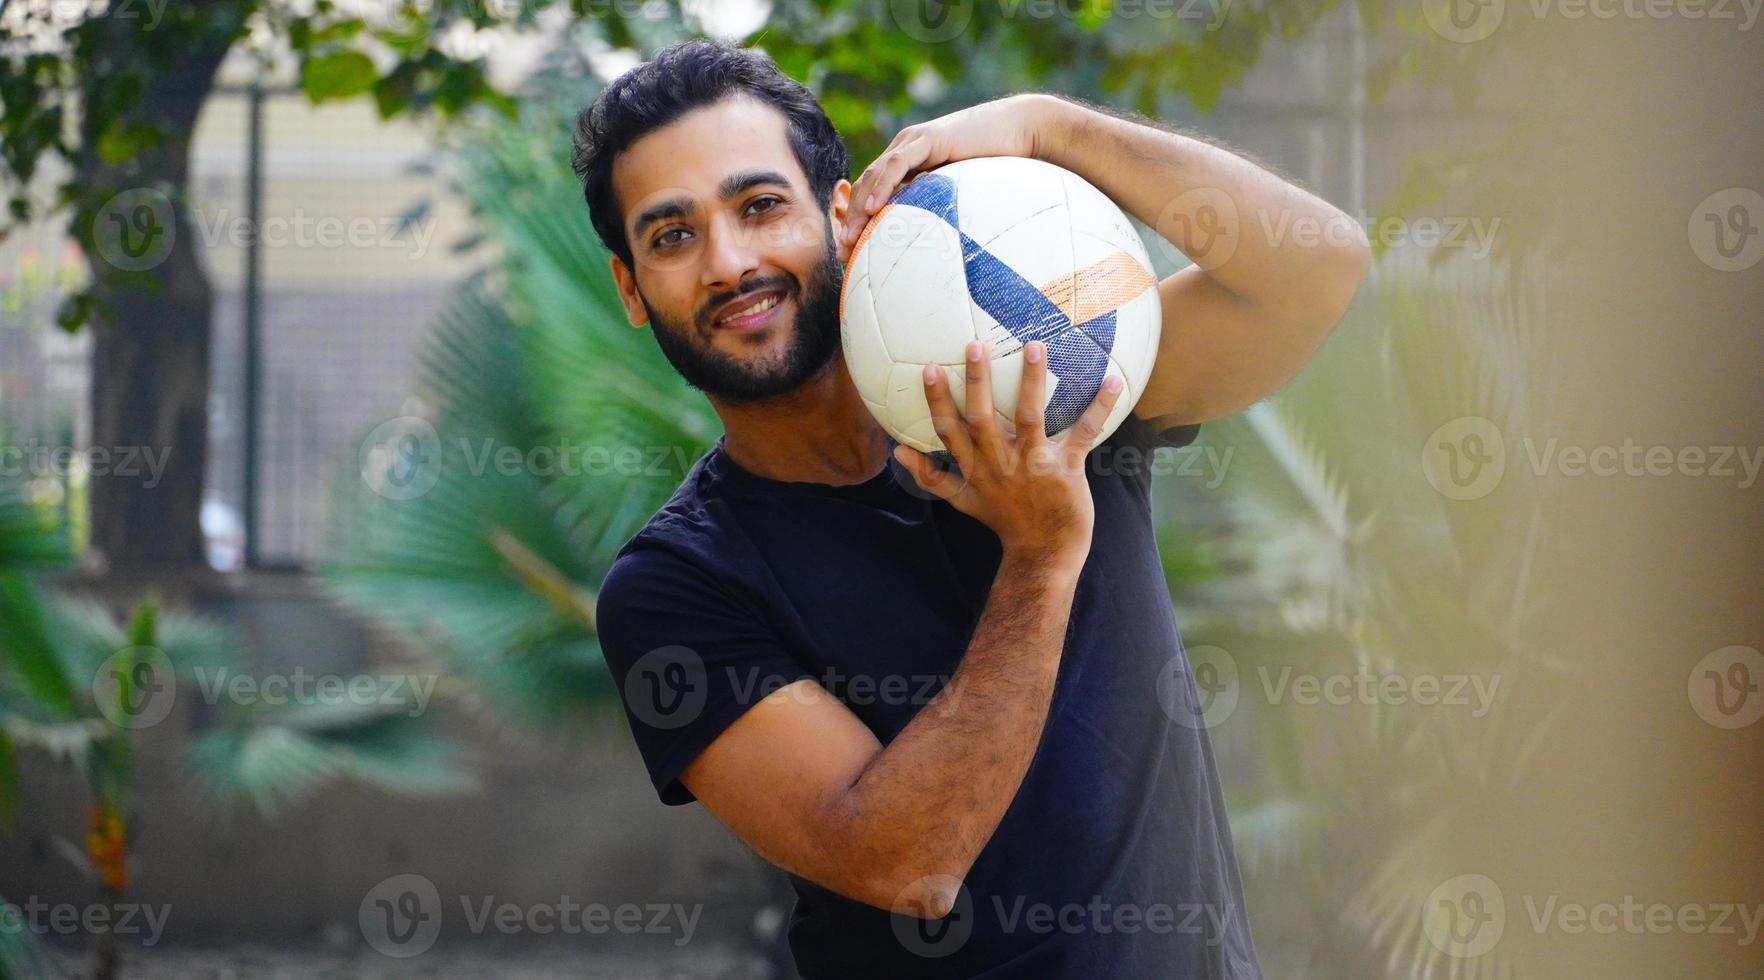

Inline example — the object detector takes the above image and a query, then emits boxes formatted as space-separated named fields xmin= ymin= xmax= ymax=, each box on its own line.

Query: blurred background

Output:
xmin=0 ymin=1 xmax=1759 ymax=977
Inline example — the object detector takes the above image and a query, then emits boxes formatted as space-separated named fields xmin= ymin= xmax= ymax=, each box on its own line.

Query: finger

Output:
xmin=1061 ymin=374 xmax=1125 ymax=460
xmin=963 ymin=340 xmax=1001 ymax=448
xmin=892 ymin=444 xmax=961 ymax=501
xmin=844 ymin=141 xmax=924 ymax=247
xmin=920 ymin=362 xmax=973 ymax=463
xmin=1013 ymin=340 xmax=1049 ymax=445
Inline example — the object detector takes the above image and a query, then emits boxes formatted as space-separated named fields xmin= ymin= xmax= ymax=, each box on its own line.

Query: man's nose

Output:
xmin=700 ymin=214 xmax=761 ymax=290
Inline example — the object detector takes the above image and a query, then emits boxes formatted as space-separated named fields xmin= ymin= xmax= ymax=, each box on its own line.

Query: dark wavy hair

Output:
xmin=570 ymin=39 xmax=851 ymax=269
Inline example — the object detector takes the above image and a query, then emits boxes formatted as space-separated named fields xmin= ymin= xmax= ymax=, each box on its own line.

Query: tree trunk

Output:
xmin=73 ymin=7 xmax=245 ymax=571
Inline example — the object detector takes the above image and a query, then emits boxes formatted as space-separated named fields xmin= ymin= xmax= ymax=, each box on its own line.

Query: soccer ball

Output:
xmin=839 ymin=156 xmax=1162 ymax=454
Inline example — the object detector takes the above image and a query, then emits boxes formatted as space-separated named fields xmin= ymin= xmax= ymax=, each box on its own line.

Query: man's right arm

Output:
xmin=680 ymin=338 xmax=1120 ymax=919
xmin=681 ymin=542 xmax=1083 ymax=918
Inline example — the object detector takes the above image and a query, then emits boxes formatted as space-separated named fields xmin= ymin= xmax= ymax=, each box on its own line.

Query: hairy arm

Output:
xmin=682 ymin=546 xmax=1082 ymax=917
xmin=1029 ymin=93 xmax=1372 ymax=426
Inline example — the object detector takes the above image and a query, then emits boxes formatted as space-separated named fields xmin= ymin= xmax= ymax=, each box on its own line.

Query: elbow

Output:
xmin=864 ymin=867 xmax=966 ymax=919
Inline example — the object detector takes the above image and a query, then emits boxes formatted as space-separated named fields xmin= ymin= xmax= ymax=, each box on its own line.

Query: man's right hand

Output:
xmin=893 ymin=338 xmax=1123 ymax=571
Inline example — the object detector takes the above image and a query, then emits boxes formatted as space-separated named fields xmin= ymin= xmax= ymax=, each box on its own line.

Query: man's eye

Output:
xmin=746 ymin=196 xmax=782 ymax=216
xmin=654 ymin=229 xmax=686 ymax=249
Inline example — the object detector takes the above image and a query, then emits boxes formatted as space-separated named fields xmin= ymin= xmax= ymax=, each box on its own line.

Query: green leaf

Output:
xmin=372 ymin=61 xmax=420 ymax=119
xmin=301 ymin=51 xmax=380 ymax=103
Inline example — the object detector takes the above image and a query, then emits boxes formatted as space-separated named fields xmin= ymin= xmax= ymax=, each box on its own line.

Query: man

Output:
xmin=574 ymin=38 xmax=1368 ymax=979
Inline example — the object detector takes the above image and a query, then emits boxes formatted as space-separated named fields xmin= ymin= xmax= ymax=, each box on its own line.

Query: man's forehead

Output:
xmin=613 ymin=95 xmax=807 ymax=227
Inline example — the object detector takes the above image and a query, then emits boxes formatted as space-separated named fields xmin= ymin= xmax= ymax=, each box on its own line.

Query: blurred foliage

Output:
xmin=323 ymin=84 xmax=716 ymax=726
xmin=1169 ymin=256 xmax=1574 ymax=977
xmin=0 ymin=467 xmax=470 ymax=978
xmin=0 ymin=0 xmax=1541 ymax=329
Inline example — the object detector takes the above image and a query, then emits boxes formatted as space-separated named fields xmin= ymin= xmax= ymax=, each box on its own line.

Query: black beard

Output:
xmin=641 ymin=228 xmax=844 ymax=406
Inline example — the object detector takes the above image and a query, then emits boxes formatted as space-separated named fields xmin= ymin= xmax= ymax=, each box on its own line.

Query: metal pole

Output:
xmin=243 ymin=80 xmax=263 ymax=569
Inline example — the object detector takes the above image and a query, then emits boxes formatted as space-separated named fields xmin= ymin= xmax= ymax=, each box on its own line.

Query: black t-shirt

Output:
xmin=595 ymin=411 xmax=1263 ymax=979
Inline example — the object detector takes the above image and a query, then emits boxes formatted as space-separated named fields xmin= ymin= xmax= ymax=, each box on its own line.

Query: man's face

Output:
xmin=609 ymin=94 xmax=850 ymax=405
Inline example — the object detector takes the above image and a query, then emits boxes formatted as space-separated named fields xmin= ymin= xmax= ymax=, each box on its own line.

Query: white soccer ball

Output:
xmin=840 ymin=156 xmax=1162 ymax=454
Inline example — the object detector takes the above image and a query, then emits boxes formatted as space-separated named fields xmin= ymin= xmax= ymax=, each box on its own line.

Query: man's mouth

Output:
xmin=713 ymin=288 xmax=788 ymax=331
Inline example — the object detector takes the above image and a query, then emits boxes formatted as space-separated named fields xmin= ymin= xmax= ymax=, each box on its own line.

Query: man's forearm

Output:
xmin=829 ymin=547 xmax=1082 ymax=916
xmin=1028 ymin=92 xmax=1368 ymax=306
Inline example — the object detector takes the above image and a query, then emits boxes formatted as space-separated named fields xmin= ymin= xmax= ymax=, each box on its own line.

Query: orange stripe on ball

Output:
xmin=1036 ymin=251 xmax=1158 ymax=325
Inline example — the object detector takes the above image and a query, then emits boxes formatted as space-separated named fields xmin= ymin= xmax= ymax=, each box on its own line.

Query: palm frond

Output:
xmin=187 ymin=698 xmax=474 ymax=818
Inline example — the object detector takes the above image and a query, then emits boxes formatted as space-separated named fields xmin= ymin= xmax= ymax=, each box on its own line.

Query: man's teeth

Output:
xmin=721 ymin=293 xmax=781 ymax=323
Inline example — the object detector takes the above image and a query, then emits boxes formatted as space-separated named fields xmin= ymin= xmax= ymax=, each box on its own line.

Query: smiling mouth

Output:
xmin=712 ymin=289 xmax=788 ymax=329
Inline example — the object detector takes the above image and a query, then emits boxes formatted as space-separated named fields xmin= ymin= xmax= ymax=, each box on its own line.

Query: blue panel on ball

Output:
xmin=892 ymin=171 xmax=1117 ymax=435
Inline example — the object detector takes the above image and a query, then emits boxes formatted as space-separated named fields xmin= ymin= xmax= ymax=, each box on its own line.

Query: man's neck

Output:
xmin=712 ymin=359 xmax=893 ymax=487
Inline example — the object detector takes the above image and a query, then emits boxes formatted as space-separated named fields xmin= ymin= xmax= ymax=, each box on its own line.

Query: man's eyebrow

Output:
xmin=629 ymin=168 xmax=795 ymax=241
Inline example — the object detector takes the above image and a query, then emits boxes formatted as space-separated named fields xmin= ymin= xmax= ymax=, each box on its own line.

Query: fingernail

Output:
xmin=1026 ymin=341 xmax=1042 ymax=363
xmin=966 ymin=341 xmax=982 ymax=362
xmin=1104 ymin=376 xmax=1123 ymax=393
xmin=923 ymin=364 xmax=938 ymax=384
xmin=865 ymin=194 xmax=875 ymax=210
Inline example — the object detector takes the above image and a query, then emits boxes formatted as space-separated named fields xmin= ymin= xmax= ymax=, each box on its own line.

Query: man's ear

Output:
xmin=609 ymin=254 xmax=649 ymax=328
xmin=830 ymin=178 xmax=853 ymax=236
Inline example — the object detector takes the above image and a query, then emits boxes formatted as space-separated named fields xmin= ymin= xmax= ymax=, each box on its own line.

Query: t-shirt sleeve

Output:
xmin=595 ymin=545 xmax=815 ymax=806
xmin=1111 ymin=409 xmax=1202 ymax=451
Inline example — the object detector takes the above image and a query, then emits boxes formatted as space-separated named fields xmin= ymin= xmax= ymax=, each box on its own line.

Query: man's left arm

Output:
xmin=838 ymin=93 xmax=1373 ymax=431
xmin=1028 ymin=93 xmax=1371 ymax=428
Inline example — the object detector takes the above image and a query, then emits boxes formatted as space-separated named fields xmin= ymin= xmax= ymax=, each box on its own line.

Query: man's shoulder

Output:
xmin=604 ymin=446 xmax=750 ymax=602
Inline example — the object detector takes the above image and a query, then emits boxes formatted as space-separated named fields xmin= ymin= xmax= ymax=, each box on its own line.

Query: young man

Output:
xmin=574 ymin=39 xmax=1368 ymax=979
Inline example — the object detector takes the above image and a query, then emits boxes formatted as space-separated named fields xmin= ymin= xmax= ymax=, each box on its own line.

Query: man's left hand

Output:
xmin=836 ymin=94 xmax=1069 ymax=264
